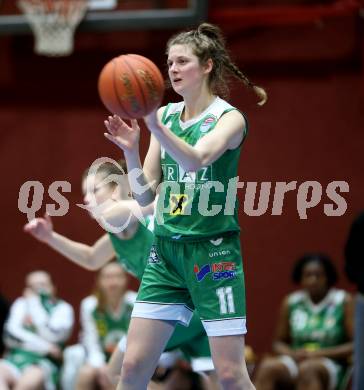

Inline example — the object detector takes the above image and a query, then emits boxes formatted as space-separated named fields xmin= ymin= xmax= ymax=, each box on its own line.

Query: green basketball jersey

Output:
xmin=155 ymin=96 xmax=247 ymax=240
xmin=92 ymin=292 xmax=135 ymax=358
xmin=108 ymin=217 xmax=154 ymax=280
xmin=288 ymin=289 xmax=348 ymax=350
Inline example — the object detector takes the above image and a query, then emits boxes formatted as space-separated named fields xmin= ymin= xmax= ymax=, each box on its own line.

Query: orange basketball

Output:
xmin=98 ymin=54 xmax=165 ymax=119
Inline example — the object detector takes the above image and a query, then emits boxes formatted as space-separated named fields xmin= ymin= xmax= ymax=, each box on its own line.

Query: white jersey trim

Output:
xmin=202 ymin=317 xmax=247 ymax=336
xmin=288 ymin=288 xmax=347 ymax=314
xmin=132 ymin=301 xmax=193 ymax=327
xmin=164 ymin=97 xmax=236 ymax=130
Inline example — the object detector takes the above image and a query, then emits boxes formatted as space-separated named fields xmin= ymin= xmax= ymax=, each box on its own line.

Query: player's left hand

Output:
xmin=104 ymin=115 xmax=140 ymax=154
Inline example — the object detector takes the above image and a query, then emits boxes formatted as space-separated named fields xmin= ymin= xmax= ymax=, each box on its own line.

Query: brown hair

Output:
xmin=167 ymin=23 xmax=267 ymax=106
xmin=82 ymin=159 xmax=128 ymax=188
xmin=93 ymin=261 xmax=126 ymax=313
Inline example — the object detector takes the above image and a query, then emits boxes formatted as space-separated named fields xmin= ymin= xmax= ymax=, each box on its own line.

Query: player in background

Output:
xmin=0 ymin=271 xmax=74 ymax=390
xmin=61 ymin=262 xmax=136 ymax=390
xmin=24 ymin=160 xmax=215 ymax=388
xmin=254 ymin=254 xmax=353 ymax=390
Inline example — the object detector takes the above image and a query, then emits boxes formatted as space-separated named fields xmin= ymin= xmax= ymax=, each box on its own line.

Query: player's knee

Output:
xmin=17 ymin=366 xmax=45 ymax=389
xmin=0 ymin=365 xmax=15 ymax=386
xmin=256 ymin=357 xmax=287 ymax=379
xmin=298 ymin=359 xmax=322 ymax=376
xmin=298 ymin=359 xmax=328 ymax=387
xmin=255 ymin=358 xmax=294 ymax=390
xmin=216 ymin=362 xmax=252 ymax=390
xmin=121 ymin=357 xmax=147 ymax=384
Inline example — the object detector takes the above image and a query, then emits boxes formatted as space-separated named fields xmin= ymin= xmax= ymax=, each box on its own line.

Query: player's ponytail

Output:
xmin=197 ymin=23 xmax=225 ymax=46
xmin=167 ymin=23 xmax=267 ymax=106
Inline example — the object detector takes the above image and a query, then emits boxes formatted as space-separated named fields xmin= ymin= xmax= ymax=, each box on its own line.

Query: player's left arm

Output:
xmin=92 ymin=200 xmax=154 ymax=229
xmin=272 ymin=296 xmax=294 ymax=356
xmin=144 ymin=109 xmax=246 ymax=172
xmin=343 ymin=292 xmax=355 ymax=341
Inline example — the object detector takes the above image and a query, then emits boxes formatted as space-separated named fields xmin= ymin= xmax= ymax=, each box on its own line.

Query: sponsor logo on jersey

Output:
xmin=161 ymin=164 xmax=212 ymax=183
xmin=194 ymin=261 xmax=236 ymax=282
xmin=170 ymin=194 xmax=188 ymax=215
xmin=200 ymin=116 xmax=216 ymax=133
xmin=179 ymin=169 xmax=196 ymax=183
xmin=148 ymin=245 xmax=160 ymax=264
xmin=210 ymin=237 xmax=223 ymax=246
xmin=209 ymin=249 xmax=231 ymax=258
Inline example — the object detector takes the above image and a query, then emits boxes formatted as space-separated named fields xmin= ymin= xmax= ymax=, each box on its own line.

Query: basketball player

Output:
xmin=254 ymin=254 xmax=353 ymax=390
xmin=24 ymin=161 xmax=215 ymax=387
xmin=104 ymin=22 xmax=267 ymax=390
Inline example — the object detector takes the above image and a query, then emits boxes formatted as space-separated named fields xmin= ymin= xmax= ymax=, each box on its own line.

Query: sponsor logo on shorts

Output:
xmin=193 ymin=264 xmax=211 ymax=282
xmin=194 ymin=261 xmax=236 ymax=282
xmin=148 ymin=245 xmax=160 ymax=264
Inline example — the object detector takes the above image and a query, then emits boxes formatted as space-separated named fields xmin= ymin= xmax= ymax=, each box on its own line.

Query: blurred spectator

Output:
xmin=61 ymin=262 xmax=136 ymax=390
xmin=0 ymin=270 xmax=74 ymax=390
xmin=0 ymin=292 xmax=9 ymax=356
xmin=163 ymin=362 xmax=210 ymax=390
xmin=344 ymin=211 xmax=364 ymax=390
xmin=254 ymin=253 xmax=353 ymax=390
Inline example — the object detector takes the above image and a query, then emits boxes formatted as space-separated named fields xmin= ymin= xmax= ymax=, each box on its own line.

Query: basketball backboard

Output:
xmin=0 ymin=0 xmax=208 ymax=35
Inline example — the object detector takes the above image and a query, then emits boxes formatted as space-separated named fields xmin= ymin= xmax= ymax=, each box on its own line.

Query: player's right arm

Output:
xmin=24 ymin=214 xmax=114 ymax=271
xmin=272 ymin=296 xmax=308 ymax=361
xmin=273 ymin=296 xmax=310 ymax=362
xmin=104 ymin=108 xmax=163 ymax=207
xmin=272 ymin=296 xmax=293 ymax=355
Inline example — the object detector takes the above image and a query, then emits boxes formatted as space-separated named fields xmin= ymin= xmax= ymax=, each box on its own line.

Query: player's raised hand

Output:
xmin=104 ymin=115 xmax=140 ymax=154
xmin=24 ymin=213 xmax=53 ymax=243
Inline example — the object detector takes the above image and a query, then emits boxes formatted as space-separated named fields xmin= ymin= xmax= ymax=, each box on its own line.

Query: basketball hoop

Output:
xmin=17 ymin=0 xmax=88 ymax=57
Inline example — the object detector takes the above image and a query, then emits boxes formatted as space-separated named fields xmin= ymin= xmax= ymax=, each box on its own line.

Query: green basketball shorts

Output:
xmin=0 ymin=349 xmax=58 ymax=390
xmin=133 ymin=233 xmax=247 ymax=337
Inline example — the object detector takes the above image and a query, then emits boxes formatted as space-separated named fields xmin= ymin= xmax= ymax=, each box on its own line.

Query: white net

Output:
xmin=17 ymin=0 xmax=88 ymax=57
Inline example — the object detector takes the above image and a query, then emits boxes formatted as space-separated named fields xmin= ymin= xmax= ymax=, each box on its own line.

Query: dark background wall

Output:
xmin=0 ymin=0 xmax=363 ymax=355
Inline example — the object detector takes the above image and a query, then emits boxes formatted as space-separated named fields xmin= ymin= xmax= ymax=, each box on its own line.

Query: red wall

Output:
xmin=0 ymin=10 xmax=363 ymax=354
